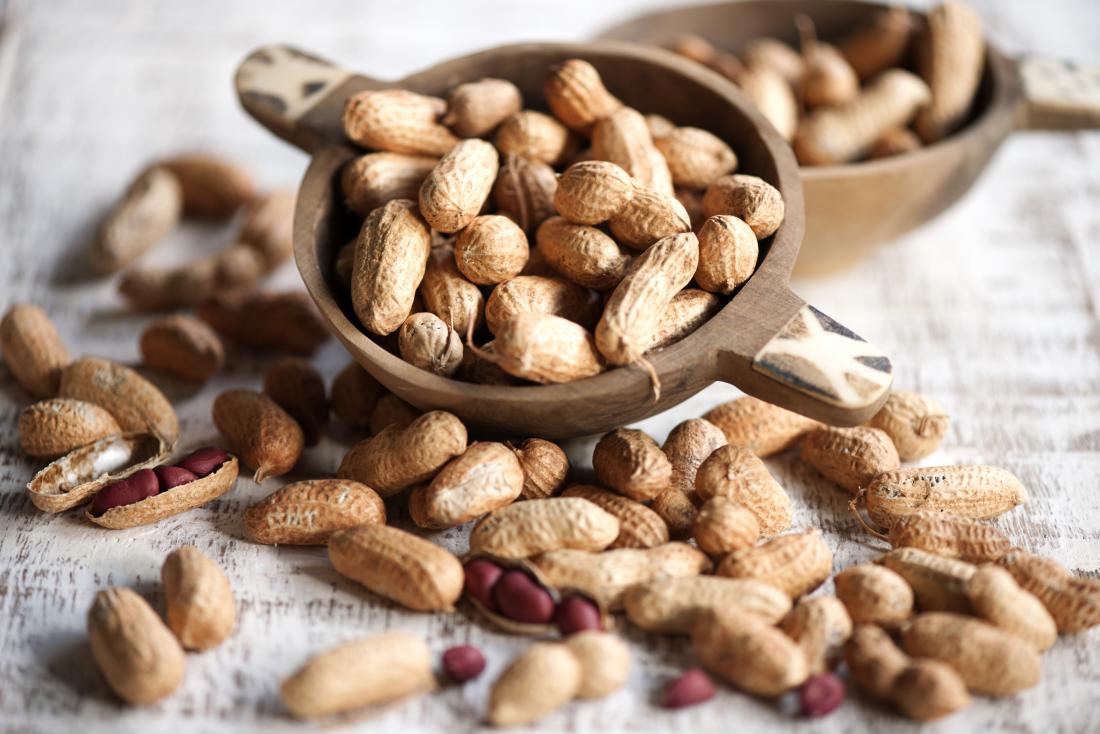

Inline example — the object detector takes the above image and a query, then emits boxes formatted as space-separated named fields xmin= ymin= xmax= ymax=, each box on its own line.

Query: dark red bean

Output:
xmin=799 ymin=673 xmax=845 ymax=718
xmin=554 ymin=596 xmax=602 ymax=636
xmin=89 ymin=469 xmax=160 ymax=516
xmin=464 ymin=559 xmax=504 ymax=611
xmin=662 ymin=668 xmax=716 ymax=709
xmin=441 ymin=644 xmax=486 ymax=683
xmin=154 ymin=465 xmax=199 ymax=491
xmin=491 ymin=570 xmax=555 ymax=624
xmin=177 ymin=447 xmax=229 ymax=477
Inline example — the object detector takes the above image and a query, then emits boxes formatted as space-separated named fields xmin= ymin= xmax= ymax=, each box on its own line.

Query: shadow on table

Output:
xmin=44 ymin=633 xmax=118 ymax=705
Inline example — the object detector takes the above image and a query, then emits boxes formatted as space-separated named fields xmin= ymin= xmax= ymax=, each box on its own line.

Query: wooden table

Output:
xmin=1 ymin=0 xmax=1097 ymax=731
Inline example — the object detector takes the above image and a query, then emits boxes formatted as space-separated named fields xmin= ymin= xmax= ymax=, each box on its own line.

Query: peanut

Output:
xmin=624 ymin=576 xmax=791 ymax=634
xmin=914 ymin=1 xmax=985 ymax=142
xmin=59 ymin=357 xmax=178 ymax=443
xmin=444 ymin=78 xmax=523 ymax=138
xmin=27 ymin=433 xmax=163 ymax=513
xmin=92 ymin=166 xmax=182 ymax=272
xmin=647 ymin=288 xmax=721 ymax=351
xmin=158 ymin=154 xmax=255 ymax=219
xmin=140 ymin=314 xmax=225 ymax=383
xmin=663 ymin=417 xmax=727 ymax=495
xmin=454 ymin=214 xmax=529 ymax=285
xmin=607 ymin=187 xmax=692 ymax=250
xmin=485 ymin=275 xmax=599 ymax=335
xmin=703 ymin=396 xmax=819 ymax=456
xmin=965 ymin=564 xmax=1057 ymax=651
xmin=262 ymin=356 xmax=328 ymax=446
xmin=554 ymin=160 xmax=635 ymax=225
xmin=533 ymin=543 xmax=709 ymax=610
xmin=717 ymin=528 xmax=833 ymax=598
xmin=741 ymin=38 xmax=806 ymax=85
xmin=330 ymin=362 xmax=381 ymax=428
xmin=281 ymin=632 xmax=433 ymax=719
xmin=736 ymin=61 xmax=800 ymax=141
xmin=368 ymin=392 xmax=421 ymax=434
xmin=797 ymin=20 xmax=860 ymax=109
xmin=488 ymin=642 xmax=582 ymax=727
xmin=87 ymin=587 xmax=186 ymax=705
xmin=840 ymin=6 xmax=915 ymax=80
xmin=565 ymin=631 xmax=631 ymax=699
xmin=419 ymin=138 xmax=499 ymax=233
xmin=661 ymin=668 xmax=716 ymax=709
xmin=338 ymin=410 xmax=466 ymax=496
xmin=1 ymin=303 xmax=71 ymax=398
xmin=470 ymin=497 xmax=620 ymax=558
xmin=780 ymin=596 xmax=853 ymax=673
xmin=491 ymin=568 xmax=556 ymax=625
xmin=238 ymin=189 xmax=296 ymax=269
xmin=702 ymin=174 xmax=784 ymax=239
xmin=489 ymin=312 xmax=604 ymax=384
xmin=352 ymin=199 xmax=432 ymax=336
xmin=694 ymin=445 xmax=793 ymax=536
xmin=882 ymin=547 xmax=976 ymax=613
xmin=692 ymin=496 xmax=760 ymax=556
xmin=408 ymin=442 xmax=524 ymax=529
xmin=694 ymin=215 xmax=758 ymax=294
xmin=398 ymin=312 xmax=463 ymax=377
xmin=592 ymin=428 xmax=672 ymax=502
xmin=654 ymin=126 xmax=737 ymax=190
xmin=544 ymin=59 xmax=622 ymax=133
xmin=197 ymin=290 xmax=329 ymax=356
xmin=863 ymin=465 xmax=1028 ymax=529
xmin=211 ymin=389 xmax=301 ymax=482
xmin=562 ymin=484 xmax=669 ymax=549
xmin=161 ymin=546 xmax=235 ymax=651
xmin=834 ymin=564 xmax=914 ymax=628
xmin=536 ymin=216 xmax=629 ymax=290
xmin=442 ymin=644 xmax=487 ymax=683
xmin=885 ymin=512 xmax=1010 ymax=562
xmin=18 ymin=399 xmax=121 ymax=460
xmin=493 ymin=154 xmax=558 ymax=233
xmin=512 ymin=438 xmax=569 ymax=500
xmin=869 ymin=127 xmax=923 ymax=159
xmin=901 ymin=612 xmax=1041 ymax=696
xmin=801 ymin=425 xmax=900 ymax=493
xmin=495 ymin=110 xmax=575 ymax=166
xmin=596 ymin=232 xmax=698 ymax=365
xmin=341 ymin=152 xmax=438 ymax=216
xmin=591 ymin=106 xmax=673 ymax=194
xmin=867 ymin=390 xmax=950 ymax=461
xmin=650 ymin=486 xmax=697 ymax=539
xmin=329 ymin=524 xmax=464 ymax=612
xmin=244 ymin=479 xmax=386 ymax=545
xmin=998 ymin=548 xmax=1100 ymax=633
xmin=419 ymin=245 xmax=484 ymax=337
xmin=343 ymin=89 xmax=458 ymax=155
xmin=794 ymin=69 xmax=931 ymax=165
xmin=692 ymin=609 xmax=809 ymax=696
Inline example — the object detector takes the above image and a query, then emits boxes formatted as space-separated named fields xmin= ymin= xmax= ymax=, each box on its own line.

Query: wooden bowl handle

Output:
xmin=235 ymin=45 xmax=372 ymax=152
xmin=1019 ymin=55 xmax=1100 ymax=130
xmin=717 ymin=300 xmax=893 ymax=427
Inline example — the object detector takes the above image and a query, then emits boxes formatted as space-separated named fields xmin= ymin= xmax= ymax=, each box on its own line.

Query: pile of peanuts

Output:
xmin=5 ymin=291 xmax=1098 ymax=725
xmin=334 ymin=57 xmax=783 ymax=385
xmin=667 ymin=0 xmax=985 ymax=165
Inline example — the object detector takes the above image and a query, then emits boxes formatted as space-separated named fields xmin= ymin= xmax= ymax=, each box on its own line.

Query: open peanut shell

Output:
xmin=26 ymin=432 xmax=169 ymax=513
xmin=462 ymin=552 xmax=614 ymax=637
xmin=87 ymin=456 xmax=239 ymax=529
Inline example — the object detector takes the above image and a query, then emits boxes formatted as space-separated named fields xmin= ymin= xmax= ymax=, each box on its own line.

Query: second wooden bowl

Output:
xmin=235 ymin=41 xmax=893 ymax=439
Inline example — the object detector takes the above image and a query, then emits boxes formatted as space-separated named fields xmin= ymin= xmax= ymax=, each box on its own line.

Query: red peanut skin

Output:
xmin=442 ymin=645 xmax=486 ymax=683
xmin=464 ymin=559 xmax=504 ymax=612
xmin=89 ymin=469 xmax=159 ymax=516
xmin=492 ymin=570 xmax=555 ymax=624
xmin=663 ymin=668 xmax=716 ymax=708
xmin=178 ymin=447 xmax=229 ymax=477
xmin=554 ymin=596 xmax=602 ymax=636
xmin=800 ymin=673 xmax=845 ymax=718
xmin=154 ymin=465 xmax=199 ymax=490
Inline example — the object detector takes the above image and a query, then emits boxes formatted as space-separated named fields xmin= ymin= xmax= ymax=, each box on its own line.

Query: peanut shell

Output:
xmin=140 ymin=314 xmax=225 ymax=383
xmin=244 ymin=479 xmax=386 ymax=545
xmin=92 ymin=166 xmax=182 ymax=272
xmin=341 ymin=152 xmax=438 ymax=216
xmin=469 ymin=497 xmax=620 ymax=558
xmin=562 ymin=484 xmax=669 ymax=549
xmin=343 ymin=89 xmax=458 ymax=156
xmin=418 ymin=139 xmax=499 ymax=233
xmin=263 ymin=356 xmax=328 ymax=446
xmin=161 ymin=546 xmax=235 ymax=651
xmin=1 ymin=303 xmax=71 ymax=398
xmin=352 ymin=199 xmax=432 ymax=336
xmin=694 ymin=445 xmax=793 ymax=536
xmin=59 ymin=357 xmax=178 ymax=443
xmin=592 ymin=428 xmax=672 ymax=502
xmin=692 ymin=609 xmax=809 ymax=696
xmin=867 ymin=390 xmax=950 ymax=461
xmin=408 ymin=442 xmax=524 ymax=530
xmin=716 ymin=528 xmax=833 ymax=598
xmin=801 ymin=425 xmax=900 ymax=493
xmin=864 ymin=465 xmax=1028 ymax=529
xmin=553 ymin=160 xmax=634 ymax=225
xmin=703 ymin=396 xmax=819 ymax=456
xmin=19 ymin=398 xmax=121 ymax=460
xmin=211 ymin=389 xmax=302 ymax=482
xmin=624 ymin=576 xmax=791 ymax=634
xmin=513 ymin=438 xmax=569 ymax=500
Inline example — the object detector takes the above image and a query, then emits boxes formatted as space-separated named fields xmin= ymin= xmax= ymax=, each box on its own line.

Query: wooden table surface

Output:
xmin=1 ymin=0 xmax=1098 ymax=732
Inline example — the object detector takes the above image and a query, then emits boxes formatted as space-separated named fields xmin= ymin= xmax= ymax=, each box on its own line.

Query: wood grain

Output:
xmin=0 ymin=0 xmax=1098 ymax=732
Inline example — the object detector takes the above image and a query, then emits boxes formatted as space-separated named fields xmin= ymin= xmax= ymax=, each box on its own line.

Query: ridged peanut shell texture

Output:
xmin=341 ymin=152 xmax=438 ymax=217
xmin=692 ymin=496 xmax=760 ymax=556
xmin=408 ymin=442 xmax=524 ymax=530
xmin=245 ymin=479 xmax=386 ymax=545
xmin=494 ymin=154 xmax=557 ymax=233
xmin=490 ymin=312 xmax=603 ymax=384
xmin=1 ymin=303 xmax=71 ymax=398
xmin=779 ymin=596 xmax=853 ymax=673
xmin=536 ymin=216 xmax=628 ymax=291
xmin=562 ymin=484 xmax=669 ymax=549
xmin=469 ymin=497 xmax=620 ymax=558
xmin=485 ymin=275 xmax=598 ymax=335
xmin=801 ymin=425 xmax=900 ymax=493
xmin=281 ymin=632 xmax=433 ymax=719
xmin=398 ymin=312 xmax=463 ymax=377
xmin=59 ymin=357 xmax=178 ymax=443
xmin=454 ymin=214 xmax=529 ymax=285
xmin=495 ymin=110 xmax=574 ymax=166
xmin=329 ymin=524 xmax=464 ymax=612
xmin=544 ymin=58 xmax=622 ymax=133
xmin=834 ymin=564 xmax=914 ymax=627
xmin=161 ymin=546 xmax=235 ymax=651
xmin=596 ymin=232 xmax=698 ymax=365
xmin=886 ymin=512 xmax=1011 ymax=562
xmin=624 ymin=576 xmax=791 ymax=634
xmin=868 ymin=390 xmax=950 ymax=461
xmin=607 ymin=187 xmax=692 ymax=251
xmin=663 ymin=417 xmax=727 ymax=495
xmin=655 ymin=126 xmax=738 ymax=190
xmin=87 ymin=587 xmax=186 ymax=705
xmin=554 ymin=161 xmax=634 ymax=225
xmin=352 ymin=199 xmax=432 ymax=336
xmin=648 ymin=289 xmax=720 ymax=351
xmin=695 ymin=445 xmax=792 ymax=536
xmin=591 ymin=106 xmax=672 ymax=194
xmin=212 ymin=389 xmax=302 ymax=482
xmin=489 ymin=642 xmax=582 ymax=727
xmin=695 ymin=215 xmax=758 ymax=294
xmin=419 ymin=245 xmax=484 ymax=338
xmin=444 ymin=77 xmax=523 ymax=138
xmin=702 ymin=174 xmax=785 ymax=239
xmin=140 ymin=314 xmax=225 ymax=383
xmin=343 ymin=88 xmax=458 ymax=156
xmin=419 ymin=139 xmax=499 ymax=233
xmin=19 ymin=398 xmax=121 ymax=459
xmin=693 ymin=610 xmax=809 ymax=696
xmin=513 ymin=438 xmax=569 ymax=500
xmin=704 ymin=396 xmax=819 ymax=456
xmin=593 ymin=428 xmax=672 ymax=502
xmin=998 ymin=549 xmax=1100 ymax=633
xmin=864 ymin=465 xmax=1028 ymax=529
xmin=965 ymin=564 xmax=1057 ymax=652
xmin=881 ymin=547 xmax=976 ymax=614
xmin=717 ymin=528 xmax=833 ymax=598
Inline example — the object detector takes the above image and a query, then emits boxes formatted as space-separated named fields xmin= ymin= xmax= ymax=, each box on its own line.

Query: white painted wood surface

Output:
xmin=1 ymin=0 xmax=1098 ymax=732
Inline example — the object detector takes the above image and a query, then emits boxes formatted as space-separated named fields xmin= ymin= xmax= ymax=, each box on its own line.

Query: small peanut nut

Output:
xmin=492 ymin=570 xmax=556 ymax=625
xmin=662 ymin=668 xmax=716 ymax=709
xmin=554 ymin=596 xmax=603 ymax=636
xmin=442 ymin=644 xmax=487 ymax=683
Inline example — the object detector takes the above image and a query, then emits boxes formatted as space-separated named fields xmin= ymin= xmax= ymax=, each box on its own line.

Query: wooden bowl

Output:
xmin=598 ymin=0 xmax=1100 ymax=275
xmin=234 ymin=41 xmax=893 ymax=439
